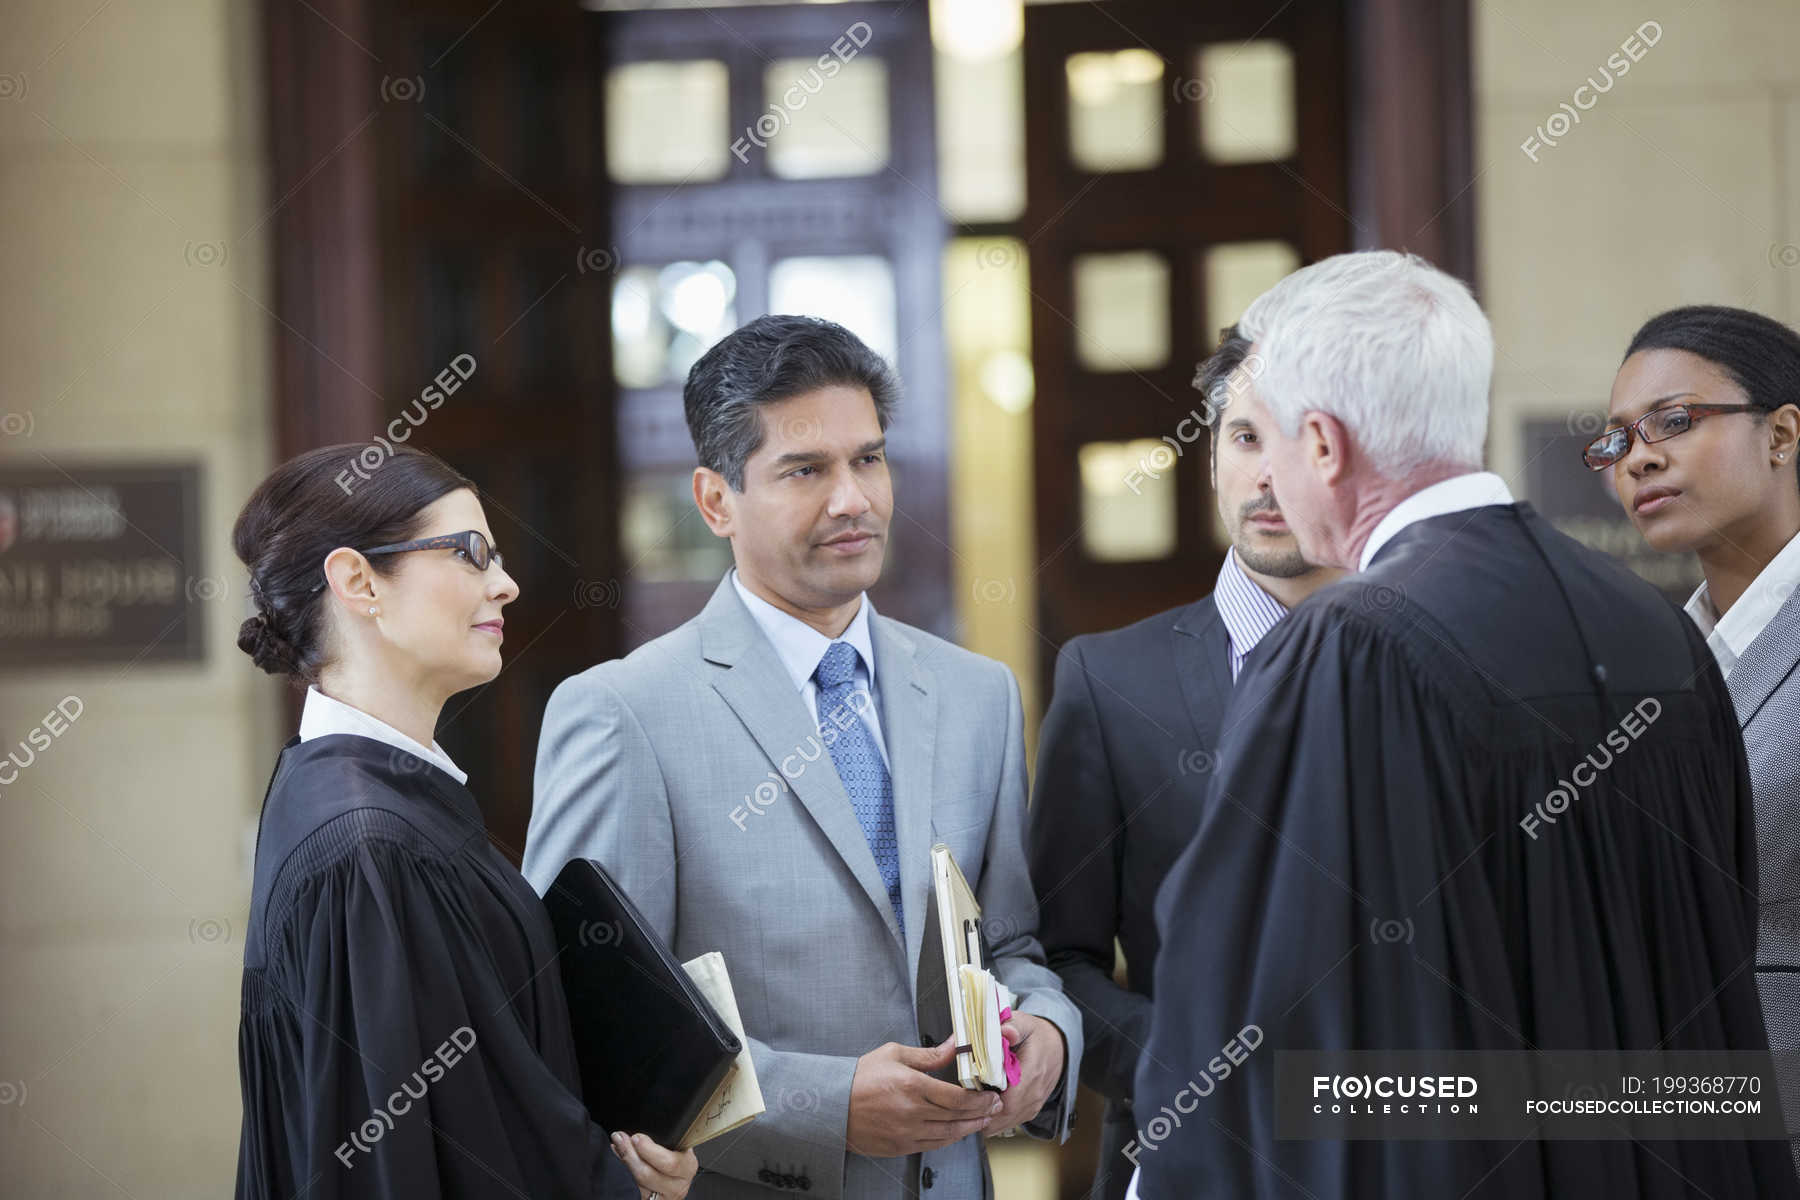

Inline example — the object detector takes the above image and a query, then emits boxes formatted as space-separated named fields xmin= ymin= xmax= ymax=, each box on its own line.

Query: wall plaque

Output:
xmin=1521 ymin=419 xmax=1701 ymax=604
xmin=0 ymin=463 xmax=205 ymax=668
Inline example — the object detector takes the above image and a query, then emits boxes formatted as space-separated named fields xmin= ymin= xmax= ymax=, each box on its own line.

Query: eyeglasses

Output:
xmin=310 ymin=530 xmax=504 ymax=592
xmin=1582 ymin=402 xmax=1763 ymax=471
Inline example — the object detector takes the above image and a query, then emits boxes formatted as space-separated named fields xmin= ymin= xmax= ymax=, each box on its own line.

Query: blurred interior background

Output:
xmin=3 ymin=0 xmax=1798 ymax=1194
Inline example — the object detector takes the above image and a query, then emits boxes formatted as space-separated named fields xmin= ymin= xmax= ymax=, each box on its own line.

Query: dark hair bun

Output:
xmin=237 ymin=612 xmax=303 ymax=678
xmin=231 ymin=444 xmax=475 ymax=685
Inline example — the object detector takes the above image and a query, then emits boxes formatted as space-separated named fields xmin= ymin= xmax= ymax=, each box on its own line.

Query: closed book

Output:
xmin=544 ymin=857 xmax=748 ymax=1149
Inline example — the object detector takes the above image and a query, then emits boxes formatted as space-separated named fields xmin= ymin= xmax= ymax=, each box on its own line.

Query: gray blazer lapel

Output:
xmin=698 ymin=576 xmax=906 ymax=956
xmin=1726 ymin=590 xmax=1800 ymax=729
xmin=870 ymin=615 xmax=938 ymax=993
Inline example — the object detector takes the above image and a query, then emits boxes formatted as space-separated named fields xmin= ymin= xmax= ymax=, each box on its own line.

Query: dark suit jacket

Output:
xmin=1027 ymin=596 xmax=1236 ymax=1200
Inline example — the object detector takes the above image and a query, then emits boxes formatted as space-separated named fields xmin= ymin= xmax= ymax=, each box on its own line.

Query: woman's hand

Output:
xmin=610 ymin=1130 xmax=698 ymax=1200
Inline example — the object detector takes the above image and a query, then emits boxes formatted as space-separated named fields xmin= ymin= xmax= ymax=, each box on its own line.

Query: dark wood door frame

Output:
xmin=258 ymin=0 xmax=1475 ymax=817
xmin=1348 ymin=0 xmax=1477 ymax=284
xmin=1019 ymin=0 xmax=1476 ymax=693
xmin=597 ymin=2 xmax=953 ymax=647
xmin=258 ymin=0 xmax=617 ymax=857
xmin=259 ymin=0 xmax=387 ymax=453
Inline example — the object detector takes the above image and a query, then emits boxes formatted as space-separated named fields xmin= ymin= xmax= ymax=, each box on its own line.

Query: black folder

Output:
xmin=543 ymin=857 xmax=743 ymax=1148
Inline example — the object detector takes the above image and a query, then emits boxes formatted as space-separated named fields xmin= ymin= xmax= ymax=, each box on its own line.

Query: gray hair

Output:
xmin=682 ymin=314 xmax=900 ymax=490
xmin=1237 ymin=250 xmax=1493 ymax=476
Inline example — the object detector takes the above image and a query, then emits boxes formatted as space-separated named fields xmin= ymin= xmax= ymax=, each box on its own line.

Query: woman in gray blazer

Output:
xmin=1594 ymin=304 xmax=1800 ymax=1168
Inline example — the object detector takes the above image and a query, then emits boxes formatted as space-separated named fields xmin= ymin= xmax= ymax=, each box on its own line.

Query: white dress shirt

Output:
xmin=729 ymin=568 xmax=890 ymax=767
xmin=297 ymin=685 xmax=468 ymax=785
xmin=1685 ymin=529 xmax=1800 ymax=679
xmin=1358 ymin=470 xmax=1516 ymax=571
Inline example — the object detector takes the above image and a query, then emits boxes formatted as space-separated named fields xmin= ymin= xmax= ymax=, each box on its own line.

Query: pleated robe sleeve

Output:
xmin=1131 ymin=604 xmax=1525 ymax=1198
xmin=1132 ymin=586 xmax=1792 ymax=1199
xmin=236 ymin=810 xmax=633 ymax=1200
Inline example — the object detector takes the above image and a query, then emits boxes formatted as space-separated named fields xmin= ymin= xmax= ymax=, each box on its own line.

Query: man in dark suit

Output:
xmin=1026 ymin=327 xmax=1342 ymax=1200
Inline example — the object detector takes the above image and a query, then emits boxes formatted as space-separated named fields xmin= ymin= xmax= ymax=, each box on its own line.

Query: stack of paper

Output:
xmin=930 ymin=843 xmax=1009 ymax=1093
xmin=677 ymin=951 xmax=767 ymax=1147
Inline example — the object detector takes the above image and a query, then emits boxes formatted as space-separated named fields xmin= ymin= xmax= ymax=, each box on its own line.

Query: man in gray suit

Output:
xmin=523 ymin=314 xmax=1081 ymax=1199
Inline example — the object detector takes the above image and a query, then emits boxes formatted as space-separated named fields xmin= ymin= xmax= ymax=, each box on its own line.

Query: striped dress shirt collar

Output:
xmin=1212 ymin=548 xmax=1291 ymax=682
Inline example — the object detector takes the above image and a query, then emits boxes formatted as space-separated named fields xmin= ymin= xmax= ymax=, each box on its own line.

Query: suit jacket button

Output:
xmin=922 ymin=1166 xmax=935 ymax=1188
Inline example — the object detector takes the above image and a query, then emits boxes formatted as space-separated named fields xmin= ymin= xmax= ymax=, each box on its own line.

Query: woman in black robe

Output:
xmin=232 ymin=444 xmax=697 ymax=1199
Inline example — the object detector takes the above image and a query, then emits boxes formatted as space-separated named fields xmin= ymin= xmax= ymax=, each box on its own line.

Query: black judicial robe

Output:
xmin=1133 ymin=503 xmax=1799 ymax=1198
xmin=235 ymin=733 xmax=634 ymax=1199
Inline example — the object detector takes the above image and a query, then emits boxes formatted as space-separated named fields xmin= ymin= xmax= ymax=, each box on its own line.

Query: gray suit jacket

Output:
xmin=1730 ymin=588 xmax=1800 ymax=1168
xmin=522 ymin=573 xmax=1082 ymax=1200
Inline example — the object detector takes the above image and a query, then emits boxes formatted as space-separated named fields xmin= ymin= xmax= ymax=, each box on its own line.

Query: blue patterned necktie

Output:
xmin=813 ymin=640 xmax=903 ymax=936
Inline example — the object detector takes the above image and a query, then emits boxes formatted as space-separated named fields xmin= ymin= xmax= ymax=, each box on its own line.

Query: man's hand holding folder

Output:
xmin=985 ymin=1011 xmax=1066 ymax=1138
xmin=840 ymin=838 xmax=1069 ymax=1159
xmin=844 ymin=1037 xmax=1003 ymax=1157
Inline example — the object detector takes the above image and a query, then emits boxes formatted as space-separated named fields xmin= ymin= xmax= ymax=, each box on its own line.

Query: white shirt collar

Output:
xmin=298 ymin=685 xmax=468 ymax=785
xmin=1684 ymin=529 xmax=1800 ymax=678
xmin=730 ymin=568 xmax=878 ymax=691
xmin=1358 ymin=471 xmax=1516 ymax=571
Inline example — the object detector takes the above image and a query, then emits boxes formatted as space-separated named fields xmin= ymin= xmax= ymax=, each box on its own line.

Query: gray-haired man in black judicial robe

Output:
xmin=1127 ymin=251 xmax=1798 ymax=1199
xmin=1028 ymin=327 xmax=1341 ymax=1200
